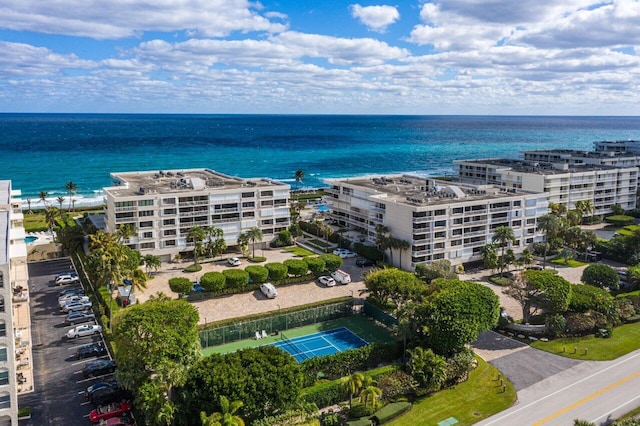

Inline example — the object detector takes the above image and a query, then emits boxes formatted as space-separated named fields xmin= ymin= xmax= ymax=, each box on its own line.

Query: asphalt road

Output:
xmin=478 ymin=348 xmax=640 ymax=425
xmin=19 ymin=258 xmax=112 ymax=426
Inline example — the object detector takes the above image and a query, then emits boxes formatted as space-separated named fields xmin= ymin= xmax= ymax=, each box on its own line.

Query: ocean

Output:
xmin=1 ymin=114 xmax=639 ymax=206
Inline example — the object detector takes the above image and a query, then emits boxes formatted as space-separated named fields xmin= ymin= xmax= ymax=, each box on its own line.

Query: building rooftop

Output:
xmin=104 ymin=168 xmax=288 ymax=198
xmin=522 ymin=149 xmax=638 ymax=159
xmin=327 ymin=174 xmax=535 ymax=207
xmin=454 ymin=158 xmax=632 ymax=174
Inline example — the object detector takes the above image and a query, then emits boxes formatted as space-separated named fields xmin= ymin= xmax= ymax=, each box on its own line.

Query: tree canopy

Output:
xmin=506 ymin=270 xmax=572 ymax=323
xmin=581 ymin=263 xmax=620 ymax=290
xmin=364 ymin=268 xmax=426 ymax=308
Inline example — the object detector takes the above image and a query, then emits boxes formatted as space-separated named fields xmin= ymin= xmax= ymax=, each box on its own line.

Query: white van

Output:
xmin=331 ymin=269 xmax=351 ymax=285
xmin=260 ymin=283 xmax=278 ymax=299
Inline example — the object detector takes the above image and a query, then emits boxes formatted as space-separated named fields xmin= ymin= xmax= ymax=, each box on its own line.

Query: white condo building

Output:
xmin=594 ymin=140 xmax=640 ymax=155
xmin=324 ymin=175 xmax=548 ymax=269
xmin=0 ymin=181 xmax=31 ymax=425
xmin=103 ymin=169 xmax=290 ymax=261
xmin=455 ymin=159 xmax=638 ymax=215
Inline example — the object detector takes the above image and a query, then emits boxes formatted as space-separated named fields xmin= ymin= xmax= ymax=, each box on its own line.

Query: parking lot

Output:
xmin=19 ymin=258 xmax=116 ymax=425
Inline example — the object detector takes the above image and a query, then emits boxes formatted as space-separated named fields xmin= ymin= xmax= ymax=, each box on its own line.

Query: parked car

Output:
xmin=66 ymin=324 xmax=102 ymax=339
xmin=55 ymin=272 xmax=78 ymax=280
xmin=59 ymin=295 xmax=89 ymax=308
xmin=341 ymin=251 xmax=357 ymax=258
xmin=98 ymin=416 xmax=135 ymax=425
xmin=55 ymin=274 xmax=80 ymax=286
xmin=64 ymin=311 xmax=95 ymax=325
xmin=356 ymin=258 xmax=376 ymax=267
xmin=318 ymin=276 xmax=336 ymax=287
xmin=58 ymin=287 xmax=83 ymax=297
xmin=63 ymin=300 xmax=93 ymax=313
xmin=89 ymin=401 xmax=131 ymax=423
xmin=83 ymin=359 xmax=116 ymax=378
xmin=332 ymin=248 xmax=348 ymax=256
xmin=85 ymin=381 xmax=119 ymax=400
xmin=89 ymin=385 xmax=128 ymax=406
xmin=330 ymin=269 xmax=351 ymax=284
xmin=58 ymin=292 xmax=86 ymax=303
xmin=76 ymin=342 xmax=107 ymax=360
xmin=260 ymin=283 xmax=278 ymax=299
xmin=227 ymin=257 xmax=241 ymax=266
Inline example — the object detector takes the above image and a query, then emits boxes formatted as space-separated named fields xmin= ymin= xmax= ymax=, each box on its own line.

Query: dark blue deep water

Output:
xmin=1 ymin=114 xmax=639 ymax=205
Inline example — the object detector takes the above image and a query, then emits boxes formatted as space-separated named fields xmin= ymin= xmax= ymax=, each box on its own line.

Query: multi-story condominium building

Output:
xmin=0 ymin=181 xmax=31 ymax=425
xmin=324 ymin=175 xmax=548 ymax=269
xmin=522 ymin=149 xmax=640 ymax=168
xmin=455 ymin=158 xmax=637 ymax=215
xmin=594 ymin=140 xmax=640 ymax=155
xmin=103 ymin=169 xmax=290 ymax=261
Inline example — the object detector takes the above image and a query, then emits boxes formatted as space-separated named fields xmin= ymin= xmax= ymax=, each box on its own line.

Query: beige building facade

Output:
xmin=103 ymin=169 xmax=290 ymax=261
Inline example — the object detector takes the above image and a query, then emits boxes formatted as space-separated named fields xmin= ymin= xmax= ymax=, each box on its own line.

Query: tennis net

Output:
xmin=280 ymin=333 xmax=308 ymax=360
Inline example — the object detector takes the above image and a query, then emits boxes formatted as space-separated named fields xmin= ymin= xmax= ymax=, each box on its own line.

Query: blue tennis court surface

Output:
xmin=274 ymin=327 xmax=369 ymax=362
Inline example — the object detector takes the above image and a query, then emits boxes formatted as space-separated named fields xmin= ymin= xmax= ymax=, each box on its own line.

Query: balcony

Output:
xmin=179 ymin=200 xmax=209 ymax=207
xmin=213 ymin=207 xmax=239 ymax=214
xmin=115 ymin=216 xmax=137 ymax=223
xmin=179 ymin=210 xmax=209 ymax=218
xmin=114 ymin=206 xmax=137 ymax=212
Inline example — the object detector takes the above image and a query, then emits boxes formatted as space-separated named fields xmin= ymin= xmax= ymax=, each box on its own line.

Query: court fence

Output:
xmin=199 ymin=299 xmax=354 ymax=349
xmin=363 ymin=300 xmax=398 ymax=328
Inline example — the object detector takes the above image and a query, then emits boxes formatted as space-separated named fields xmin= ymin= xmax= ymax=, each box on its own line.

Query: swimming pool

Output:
xmin=315 ymin=204 xmax=330 ymax=212
xmin=24 ymin=236 xmax=38 ymax=244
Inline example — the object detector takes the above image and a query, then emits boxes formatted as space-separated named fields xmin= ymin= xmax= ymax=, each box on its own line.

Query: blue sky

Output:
xmin=0 ymin=0 xmax=639 ymax=114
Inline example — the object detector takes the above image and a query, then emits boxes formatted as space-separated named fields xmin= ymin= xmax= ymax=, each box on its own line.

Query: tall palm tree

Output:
xmin=360 ymin=384 xmax=382 ymax=409
xmin=44 ymin=207 xmax=60 ymax=239
xmin=201 ymin=396 xmax=245 ymax=426
xmin=38 ymin=191 xmax=49 ymax=209
xmin=492 ymin=226 xmax=516 ymax=276
xmin=340 ymin=372 xmax=365 ymax=410
xmin=407 ymin=347 xmax=448 ymax=392
xmin=56 ymin=196 xmax=65 ymax=211
xmin=142 ymin=254 xmax=161 ymax=276
xmin=71 ymin=198 xmax=77 ymax=212
xmin=246 ymin=226 xmax=263 ymax=258
xmin=116 ymin=223 xmax=136 ymax=244
xmin=204 ymin=226 xmax=226 ymax=259
xmin=26 ymin=199 xmax=33 ymax=214
xmin=537 ymin=213 xmax=560 ymax=269
xmin=395 ymin=239 xmax=411 ymax=270
xmin=65 ymin=180 xmax=77 ymax=210
xmin=294 ymin=169 xmax=305 ymax=191
xmin=187 ymin=226 xmax=206 ymax=265
xmin=237 ymin=232 xmax=250 ymax=257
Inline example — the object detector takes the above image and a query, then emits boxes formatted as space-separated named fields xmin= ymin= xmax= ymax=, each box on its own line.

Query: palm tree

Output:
xmin=187 ymin=226 xmax=206 ymax=265
xmin=492 ymin=226 xmax=516 ymax=276
xmin=38 ymin=190 xmax=49 ymax=209
xmin=374 ymin=224 xmax=389 ymax=250
xmin=237 ymin=232 xmax=250 ymax=257
xmin=360 ymin=384 xmax=382 ymax=409
xmin=537 ymin=214 xmax=560 ymax=269
xmin=26 ymin=199 xmax=33 ymax=214
xmin=65 ymin=180 xmax=77 ymax=210
xmin=396 ymin=239 xmax=411 ymax=270
xmin=71 ymin=198 xmax=77 ymax=212
xmin=44 ymin=207 xmax=60 ymax=239
xmin=116 ymin=223 xmax=136 ymax=244
xmin=294 ymin=169 xmax=305 ymax=191
xmin=56 ymin=196 xmax=65 ymax=211
xmin=204 ymin=226 xmax=226 ymax=259
xmin=142 ymin=254 xmax=161 ymax=276
xmin=201 ymin=396 xmax=245 ymax=426
xmin=407 ymin=347 xmax=448 ymax=392
xmin=246 ymin=226 xmax=263 ymax=258
xmin=340 ymin=372 xmax=365 ymax=410
xmin=573 ymin=420 xmax=595 ymax=426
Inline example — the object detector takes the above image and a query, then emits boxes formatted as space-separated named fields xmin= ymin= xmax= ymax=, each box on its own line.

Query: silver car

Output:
xmin=66 ymin=324 xmax=102 ymax=339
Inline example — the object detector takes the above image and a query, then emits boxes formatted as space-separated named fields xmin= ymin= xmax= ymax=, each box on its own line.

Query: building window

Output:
xmin=140 ymin=242 xmax=155 ymax=250
xmin=0 ymin=370 xmax=7 ymax=386
xmin=0 ymin=393 xmax=9 ymax=409
xmin=452 ymin=207 xmax=463 ymax=214
xmin=243 ymin=212 xmax=255 ymax=218
xmin=142 ymin=232 xmax=153 ymax=239
xmin=139 ymin=210 xmax=154 ymax=217
xmin=138 ymin=199 xmax=154 ymax=206
xmin=164 ymin=208 xmax=177 ymax=215
xmin=260 ymin=190 xmax=273 ymax=197
xmin=0 ymin=322 xmax=5 ymax=338
xmin=434 ymin=209 xmax=446 ymax=216
xmin=163 ymin=219 xmax=176 ymax=226
xmin=0 ymin=297 xmax=4 ymax=313
xmin=0 ymin=348 xmax=6 ymax=363
xmin=242 ymin=201 xmax=255 ymax=208
xmin=139 ymin=221 xmax=153 ymax=228
xmin=434 ymin=220 xmax=446 ymax=227
xmin=434 ymin=231 xmax=446 ymax=238
xmin=164 ymin=229 xmax=177 ymax=236
xmin=242 ymin=192 xmax=255 ymax=198
xmin=260 ymin=200 xmax=274 ymax=207
xmin=162 ymin=197 xmax=176 ymax=205
xmin=115 ymin=201 xmax=134 ymax=208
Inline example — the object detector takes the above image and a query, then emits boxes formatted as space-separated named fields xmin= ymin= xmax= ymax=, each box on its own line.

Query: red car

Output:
xmin=89 ymin=402 xmax=131 ymax=423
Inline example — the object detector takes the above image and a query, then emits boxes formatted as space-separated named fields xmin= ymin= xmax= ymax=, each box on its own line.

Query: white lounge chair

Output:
xmin=255 ymin=331 xmax=261 ymax=340
xmin=262 ymin=330 xmax=268 ymax=338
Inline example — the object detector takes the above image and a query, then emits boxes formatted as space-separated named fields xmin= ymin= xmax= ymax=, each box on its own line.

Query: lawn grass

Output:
xmin=283 ymin=246 xmax=316 ymax=257
xmin=308 ymin=239 xmax=331 ymax=248
xmin=24 ymin=212 xmax=77 ymax=232
xmin=201 ymin=314 xmax=395 ymax=356
xmin=488 ymin=274 xmax=510 ymax=286
xmin=616 ymin=224 xmax=640 ymax=237
xmin=550 ymin=257 xmax=588 ymax=268
xmin=388 ymin=357 xmax=516 ymax=426
xmin=530 ymin=322 xmax=640 ymax=360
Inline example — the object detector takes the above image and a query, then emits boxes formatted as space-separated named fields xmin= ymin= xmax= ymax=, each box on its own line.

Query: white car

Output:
xmin=318 ymin=276 xmax=336 ymax=287
xmin=340 ymin=251 xmax=357 ymax=258
xmin=55 ymin=274 xmax=80 ymax=286
xmin=332 ymin=248 xmax=348 ymax=256
xmin=66 ymin=324 xmax=102 ymax=339
xmin=59 ymin=295 xmax=89 ymax=308
xmin=227 ymin=257 xmax=241 ymax=266
xmin=63 ymin=300 xmax=93 ymax=313
xmin=259 ymin=283 xmax=277 ymax=299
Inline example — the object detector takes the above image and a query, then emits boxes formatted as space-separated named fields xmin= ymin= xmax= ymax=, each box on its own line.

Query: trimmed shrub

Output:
xmin=305 ymin=256 xmax=327 ymax=276
xmin=369 ymin=402 xmax=412 ymax=424
xmin=376 ymin=369 xmax=416 ymax=399
xmin=184 ymin=263 xmax=202 ymax=273
xmin=245 ymin=265 xmax=269 ymax=284
xmin=564 ymin=311 xmax=608 ymax=335
xmin=168 ymin=277 xmax=192 ymax=294
xmin=222 ymin=269 xmax=250 ymax=289
xmin=200 ymin=272 xmax=226 ymax=292
xmin=445 ymin=348 xmax=477 ymax=386
xmin=581 ymin=263 xmax=620 ymax=290
xmin=249 ymin=256 xmax=267 ymax=263
xmin=300 ymin=380 xmax=344 ymax=409
xmin=605 ymin=215 xmax=635 ymax=226
xmin=270 ymin=230 xmax=293 ymax=248
xmin=348 ymin=403 xmax=377 ymax=418
xmin=545 ymin=314 xmax=567 ymax=337
xmin=569 ymin=284 xmax=615 ymax=313
xmin=353 ymin=243 xmax=384 ymax=261
xmin=615 ymin=298 xmax=636 ymax=321
xmin=319 ymin=254 xmax=343 ymax=272
xmin=283 ymin=259 xmax=309 ymax=277
xmin=299 ymin=221 xmax=321 ymax=236
xmin=265 ymin=262 xmax=288 ymax=281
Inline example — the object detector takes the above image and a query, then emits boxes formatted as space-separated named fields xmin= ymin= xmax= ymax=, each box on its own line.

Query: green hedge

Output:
xmin=266 ymin=262 xmax=289 ymax=280
xmin=605 ymin=215 xmax=635 ymax=226
xmin=222 ymin=269 xmax=250 ymax=289
xmin=169 ymin=277 xmax=192 ymax=294
xmin=319 ymin=254 xmax=342 ymax=271
xmin=305 ymin=256 xmax=326 ymax=276
xmin=370 ymin=401 xmax=412 ymax=424
xmin=284 ymin=259 xmax=309 ymax=276
xmin=184 ymin=263 xmax=203 ymax=272
xmin=186 ymin=273 xmax=316 ymax=302
xmin=353 ymin=243 xmax=384 ymax=262
xmin=245 ymin=265 xmax=269 ymax=283
xmin=200 ymin=272 xmax=226 ymax=292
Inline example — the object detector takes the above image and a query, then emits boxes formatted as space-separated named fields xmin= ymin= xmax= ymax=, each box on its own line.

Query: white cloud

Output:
xmin=0 ymin=0 xmax=287 ymax=39
xmin=350 ymin=4 xmax=400 ymax=32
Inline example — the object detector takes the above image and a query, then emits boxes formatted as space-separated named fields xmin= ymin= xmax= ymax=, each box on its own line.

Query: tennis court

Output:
xmin=275 ymin=327 xmax=368 ymax=362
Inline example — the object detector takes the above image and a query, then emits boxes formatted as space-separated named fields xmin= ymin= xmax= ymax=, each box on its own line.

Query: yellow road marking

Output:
xmin=533 ymin=370 xmax=640 ymax=425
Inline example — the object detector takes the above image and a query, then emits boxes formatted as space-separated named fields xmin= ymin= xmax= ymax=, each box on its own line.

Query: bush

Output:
xmin=615 ymin=298 xmax=636 ymax=321
xmin=222 ymin=269 xmax=250 ymax=289
xmin=349 ymin=403 xmax=377 ymax=418
xmin=545 ymin=314 xmax=567 ymax=337
xmin=200 ymin=272 xmax=226 ymax=292
xmin=353 ymin=243 xmax=383 ymax=262
xmin=319 ymin=254 xmax=343 ymax=271
xmin=445 ymin=348 xmax=477 ymax=386
xmin=300 ymin=380 xmax=344 ymax=408
xmin=569 ymin=284 xmax=615 ymax=314
xmin=305 ymin=256 xmax=327 ymax=276
xmin=376 ymin=369 xmax=416 ymax=400
xmin=605 ymin=215 xmax=635 ymax=226
xmin=299 ymin=221 xmax=321 ymax=236
xmin=284 ymin=259 xmax=309 ymax=277
xmin=564 ymin=311 xmax=609 ymax=336
xmin=320 ymin=411 xmax=340 ymax=426
xmin=183 ymin=263 xmax=202 ymax=273
xmin=270 ymin=230 xmax=293 ymax=248
xmin=245 ymin=265 xmax=269 ymax=283
xmin=265 ymin=262 xmax=288 ymax=280
xmin=249 ymin=256 xmax=267 ymax=263
xmin=370 ymin=401 xmax=412 ymax=424
xmin=581 ymin=263 xmax=620 ymax=290
xmin=168 ymin=277 xmax=192 ymax=294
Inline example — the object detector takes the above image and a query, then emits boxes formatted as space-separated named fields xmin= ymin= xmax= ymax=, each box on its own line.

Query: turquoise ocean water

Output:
xmin=1 ymin=114 xmax=639 ymax=206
